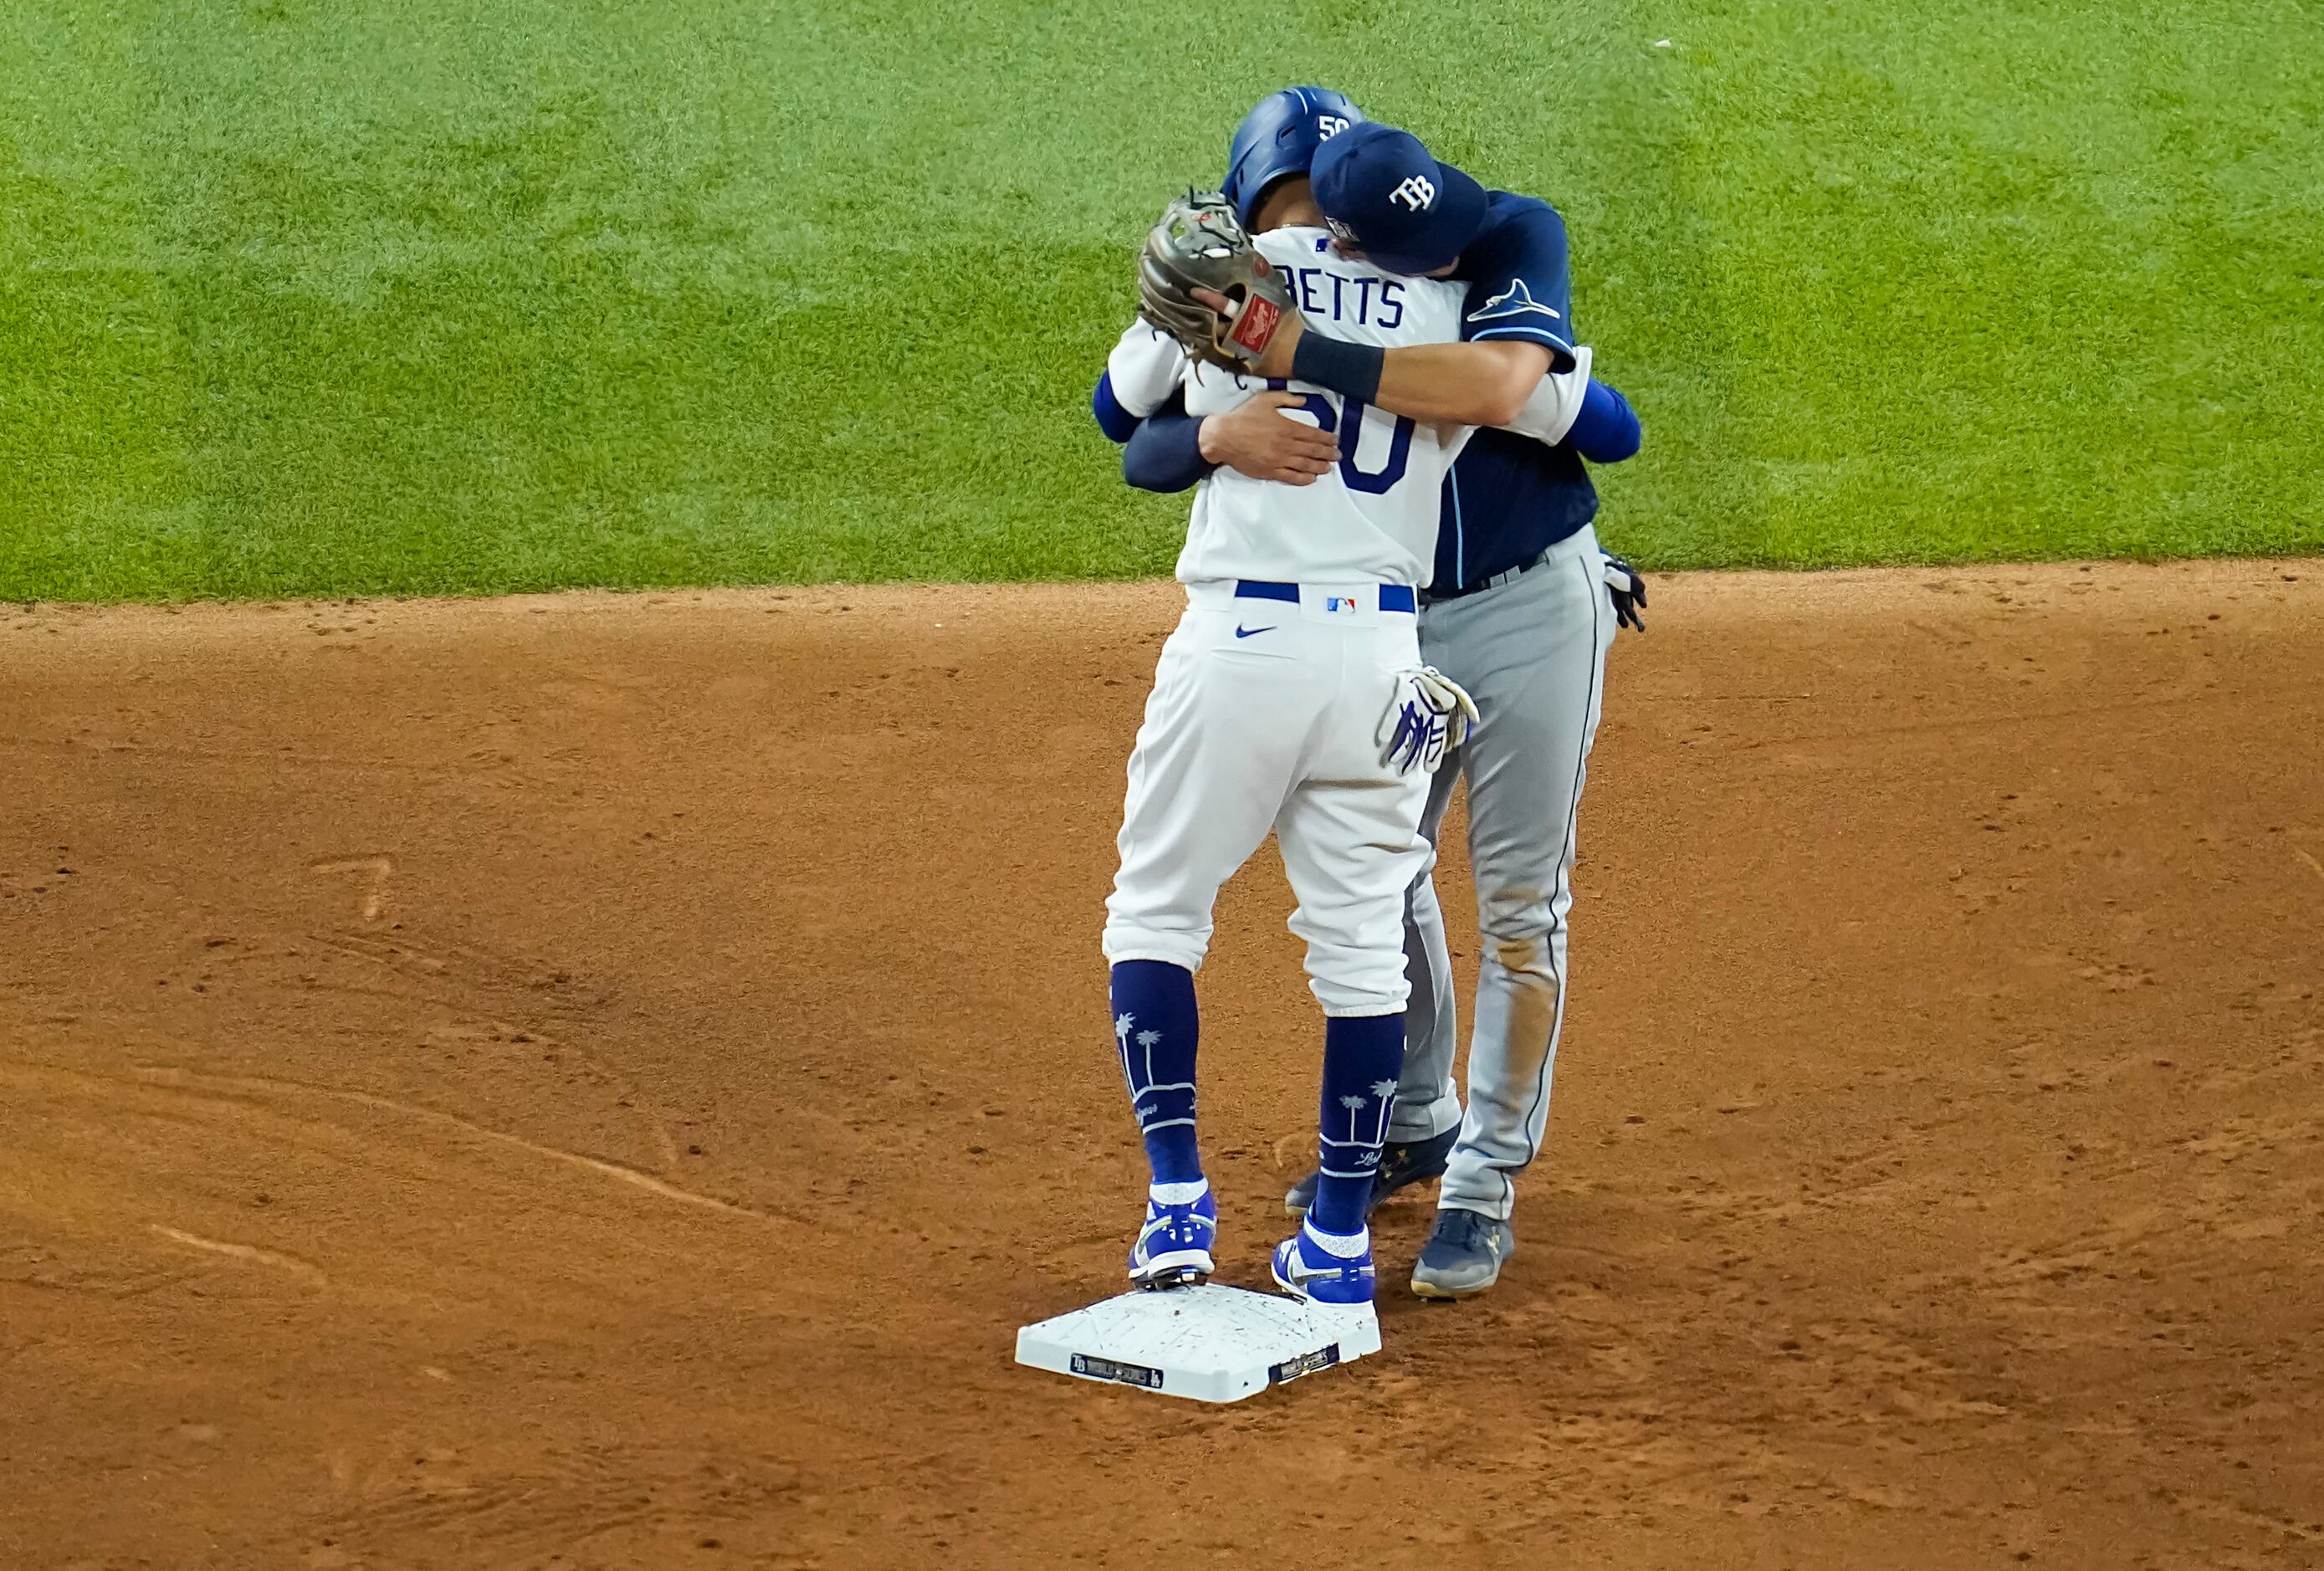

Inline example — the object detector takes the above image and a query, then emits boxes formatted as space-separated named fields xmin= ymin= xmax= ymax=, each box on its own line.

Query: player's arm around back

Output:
xmin=1372 ymin=336 xmax=1549 ymax=429
xmin=1265 ymin=177 xmax=1576 ymax=429
xmin=1221 ymin=310 xmax=1548 ymax=429
xmin=1117 ymin=388 xmax=1330 ymax=492
xmin=1103 ymin=384 xmax=1342 ymax=493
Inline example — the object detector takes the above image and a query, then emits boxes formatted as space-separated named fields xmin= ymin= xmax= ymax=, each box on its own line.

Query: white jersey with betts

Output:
xmin=1104 ymin=227 xmax=1472 ymax=588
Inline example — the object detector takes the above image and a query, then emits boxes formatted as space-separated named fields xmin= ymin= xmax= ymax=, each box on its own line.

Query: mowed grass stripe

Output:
xmin=1 ymin=0 xmax=2318 ymax=601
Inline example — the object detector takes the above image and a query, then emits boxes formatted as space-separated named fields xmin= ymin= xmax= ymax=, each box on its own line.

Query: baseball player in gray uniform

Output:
xmin=1098 ymin=95 xmax=1645 ymax=1298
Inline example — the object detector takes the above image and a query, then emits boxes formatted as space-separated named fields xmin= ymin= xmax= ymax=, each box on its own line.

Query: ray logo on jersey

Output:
xmin=1465 ymin=279 xmax=1563 ymax=325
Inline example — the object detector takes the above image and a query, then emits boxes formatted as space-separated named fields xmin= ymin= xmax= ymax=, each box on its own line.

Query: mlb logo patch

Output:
xmin=1324 ymin=596 xmax=1359 ymax=616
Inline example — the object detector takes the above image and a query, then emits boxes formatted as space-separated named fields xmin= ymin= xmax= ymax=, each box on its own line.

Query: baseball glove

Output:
xmin=1138 ymin=189 xmax=1293 ymax=374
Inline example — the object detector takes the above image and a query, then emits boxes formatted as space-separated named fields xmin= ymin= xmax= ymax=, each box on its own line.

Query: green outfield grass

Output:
xmin=2 ymin=1 xmax=2319 ymax=600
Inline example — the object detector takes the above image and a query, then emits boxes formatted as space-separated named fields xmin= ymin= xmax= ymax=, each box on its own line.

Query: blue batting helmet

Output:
xmin=1221 ymin=87 xmax=1364 ymax=226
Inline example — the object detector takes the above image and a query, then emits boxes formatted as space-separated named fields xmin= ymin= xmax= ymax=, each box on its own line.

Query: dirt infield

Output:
xmin=3 ymin=561 xmax=2319 ymax=1570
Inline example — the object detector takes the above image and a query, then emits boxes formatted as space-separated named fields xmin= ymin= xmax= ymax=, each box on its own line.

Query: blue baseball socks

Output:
xmin=1110 ymin=959 xmax=1200 ymax=1187
xmin=1113 ymin=960 xmax=1215 ymax=1287
xmin=1112 ymin=966 xmax=1405 ymax=1297
xmin=1311 ymin=1012 xmax=1405 ymax=1236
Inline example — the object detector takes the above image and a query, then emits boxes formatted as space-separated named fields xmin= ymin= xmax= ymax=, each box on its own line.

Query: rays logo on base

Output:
xmin=1071 ymin=1352 xmax=1165 ymax=1389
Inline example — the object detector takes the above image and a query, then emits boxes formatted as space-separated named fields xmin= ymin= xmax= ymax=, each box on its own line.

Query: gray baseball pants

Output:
xmin=1390 ymin=523 xmax=1615 ymax=1222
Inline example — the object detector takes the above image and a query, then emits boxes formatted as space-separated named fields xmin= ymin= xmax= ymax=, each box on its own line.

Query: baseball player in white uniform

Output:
xmin=1099 ymin=192 xmax=1482 ymax=1309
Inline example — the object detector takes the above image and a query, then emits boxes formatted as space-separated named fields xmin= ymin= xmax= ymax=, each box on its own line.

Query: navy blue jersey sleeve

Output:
xmin=1569 ymin=379 xmax=1641 ymax=463
xmin=1122 ymin=390 xmax=1215 ymax=494
xmin=1457 ymin=192 xmax=1576 ymax=372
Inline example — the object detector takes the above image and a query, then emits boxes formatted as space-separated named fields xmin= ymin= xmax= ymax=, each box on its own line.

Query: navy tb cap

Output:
xmin=1311 ymin=120 xmax=1488 ymax=274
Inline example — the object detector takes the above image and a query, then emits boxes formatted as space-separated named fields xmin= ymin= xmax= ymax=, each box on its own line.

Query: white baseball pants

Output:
xmin=1103 ymin=582 xmax=1433 ymax=1017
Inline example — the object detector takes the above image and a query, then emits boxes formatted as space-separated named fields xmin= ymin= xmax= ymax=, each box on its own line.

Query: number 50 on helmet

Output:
xmin=1221 ymin=86 xmax=1366 ymax=227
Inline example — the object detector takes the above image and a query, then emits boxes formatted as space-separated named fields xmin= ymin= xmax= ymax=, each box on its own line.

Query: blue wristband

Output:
xmin=1290 ymin=330 xmax=1385 ymax=404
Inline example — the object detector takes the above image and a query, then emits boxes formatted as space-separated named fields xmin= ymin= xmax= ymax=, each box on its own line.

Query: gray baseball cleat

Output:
xmin=1282 ymin=1127 xmax=1459 ymax=1219
xmin=1410 ymin=1207 xmax=1515 ymax=1300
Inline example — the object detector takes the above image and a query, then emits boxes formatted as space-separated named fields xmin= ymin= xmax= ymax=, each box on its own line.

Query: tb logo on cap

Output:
xmin=1390 ymin=174 xmax=1437 ymax=212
